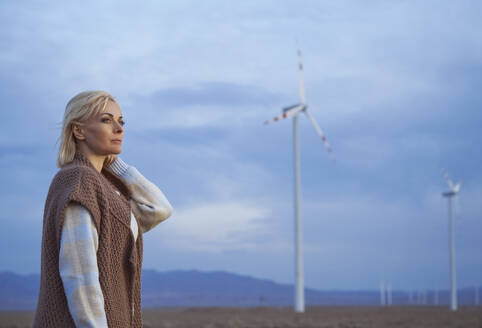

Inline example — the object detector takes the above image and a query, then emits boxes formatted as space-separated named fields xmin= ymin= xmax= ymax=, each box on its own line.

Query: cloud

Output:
xmin=153 ymin=202 xmax=272 ymax=252
xmin=125 ymin=82 xmax=285 ymax=129
xmin=145 ymin=82 xmax=282 ymax=109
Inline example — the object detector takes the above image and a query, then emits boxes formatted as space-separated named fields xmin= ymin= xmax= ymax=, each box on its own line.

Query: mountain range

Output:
xmin=0 ymin=270 xmax=478 ymax=310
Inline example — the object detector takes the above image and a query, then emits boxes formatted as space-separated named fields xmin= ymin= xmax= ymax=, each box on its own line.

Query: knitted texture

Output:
xmin=109 ymin=157 xmax=129 ymax=177
xmin=33 ymin=152 xmax=143 ymax=328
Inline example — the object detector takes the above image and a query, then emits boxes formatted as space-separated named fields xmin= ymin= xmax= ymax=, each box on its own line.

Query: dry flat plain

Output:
xmin=0 ymin=306 xmax=481 ymax=328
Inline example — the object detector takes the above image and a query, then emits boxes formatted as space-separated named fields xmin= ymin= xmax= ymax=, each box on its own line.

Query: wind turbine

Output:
xmin=264 ymin=50 xmax=334 ymax=313
xmin=380 ymin=281 xmax=386 ymax=306
xmin=441 ymin=169 xmax=461 ymax=311
xmin=387 ymin=283 xmax=393 ymax=306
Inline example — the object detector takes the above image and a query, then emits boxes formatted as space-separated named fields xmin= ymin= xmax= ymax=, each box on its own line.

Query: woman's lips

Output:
xmin=112 ymin=139 xmax=122 ymax=143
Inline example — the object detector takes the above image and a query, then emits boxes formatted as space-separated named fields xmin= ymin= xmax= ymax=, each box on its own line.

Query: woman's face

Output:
xmin=75 ymin=100 xmax=125 ymax=156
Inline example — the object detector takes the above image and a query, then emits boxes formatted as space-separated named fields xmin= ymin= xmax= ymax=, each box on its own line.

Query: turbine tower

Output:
xmin=387 ymin=283 xmax=393 ymax=306
xmin=380 ymin=281 xmax=386 ymax=306
xmin=264 ymin=50 xmax=334 ymax=313
xmin=441 ymin=169 xmax=461 ymax=312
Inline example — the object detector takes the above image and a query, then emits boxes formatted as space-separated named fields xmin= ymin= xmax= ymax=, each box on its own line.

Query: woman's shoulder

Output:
xmin=50 ymin=162 xmax=104 ymax=195
xmin=45 ymin=162 xmax=105 ymax=228
xmin=56 ymin=162 xmax=99 ymax=181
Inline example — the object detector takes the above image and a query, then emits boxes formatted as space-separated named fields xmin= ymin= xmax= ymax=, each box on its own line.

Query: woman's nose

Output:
xmin=113 ymin=121 xmax=124 ymax=133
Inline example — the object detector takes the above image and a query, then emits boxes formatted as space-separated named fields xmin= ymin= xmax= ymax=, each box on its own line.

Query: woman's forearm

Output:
xmin=59 ymin=203 xmax=108 ymax=327
xmin=109 ymin=157 xmax=173 ymax=233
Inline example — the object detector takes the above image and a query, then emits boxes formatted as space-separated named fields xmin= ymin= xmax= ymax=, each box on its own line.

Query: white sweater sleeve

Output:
xmin=109 ymin=157 xmax=173 ymax=233
xmin=59 ymin=203 xmax=108 ymax=328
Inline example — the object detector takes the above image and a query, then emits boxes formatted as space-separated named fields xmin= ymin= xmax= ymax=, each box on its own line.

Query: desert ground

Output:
xmin=1 ymin=306 xmax=481 ymax=328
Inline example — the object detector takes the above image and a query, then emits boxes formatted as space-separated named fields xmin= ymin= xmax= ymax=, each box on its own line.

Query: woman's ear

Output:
xmin=72 ymin=122 xmax=86 ymax=141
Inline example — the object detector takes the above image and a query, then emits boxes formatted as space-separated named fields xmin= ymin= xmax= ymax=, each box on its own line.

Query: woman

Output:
xmin=34 ymin=91 xmax=173 ymax=327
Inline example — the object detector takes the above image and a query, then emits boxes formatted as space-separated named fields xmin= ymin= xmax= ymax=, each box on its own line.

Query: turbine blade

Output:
xmin=441 ymin=168 xmax=454 ymax=190
xmin=297 ymin=49 xmax=306 ymax=104
xmin=263 ymin=105 xmax=305 ymax=125
xmin=454 ymin=181 xmax=462 ymax=193
xmin=303 ymin=109 xmax=335 ymax=161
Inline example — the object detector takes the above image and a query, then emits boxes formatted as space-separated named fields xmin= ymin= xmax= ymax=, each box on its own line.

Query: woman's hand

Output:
xmin=103 ymin=155 xmax=117 ymax=168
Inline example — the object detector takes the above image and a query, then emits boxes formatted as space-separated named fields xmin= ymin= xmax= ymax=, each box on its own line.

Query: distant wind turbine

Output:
xmin=380 ymin=281 xmax=386 ymax=306
xmin=264 ymin=49 xmax=335 ymax=313
xmin=387 ymin=283 xmax=392 ymax=306
xmin=441 ymin=168 xmax=461 ymax=311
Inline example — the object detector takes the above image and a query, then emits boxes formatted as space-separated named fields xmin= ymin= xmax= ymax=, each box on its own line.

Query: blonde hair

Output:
xmin=57 ymin=90 xmax=117 ymax=167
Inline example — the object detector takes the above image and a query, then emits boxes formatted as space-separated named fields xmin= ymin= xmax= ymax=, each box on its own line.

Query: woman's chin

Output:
xmin=107 ymin=147 xmax=122 ymax=155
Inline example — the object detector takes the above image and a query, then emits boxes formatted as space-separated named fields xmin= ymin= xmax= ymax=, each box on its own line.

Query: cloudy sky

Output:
xmin=1 ymin=0 xmax=481 ymax=291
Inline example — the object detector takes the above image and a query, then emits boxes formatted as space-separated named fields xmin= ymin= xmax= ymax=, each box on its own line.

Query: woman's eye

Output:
xmin=102 ymin=118 xmax=111 ymax=123
xmin=119 ymin=120 xmax=126 ymax=126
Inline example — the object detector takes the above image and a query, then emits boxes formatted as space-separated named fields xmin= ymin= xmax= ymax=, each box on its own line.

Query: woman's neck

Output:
xmin=76 ymin=147 xmax=106 ymax=173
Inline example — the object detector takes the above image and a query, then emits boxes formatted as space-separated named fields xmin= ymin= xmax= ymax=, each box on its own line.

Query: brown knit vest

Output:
xmin=33 ymin=152 xmax=143 ymax=327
